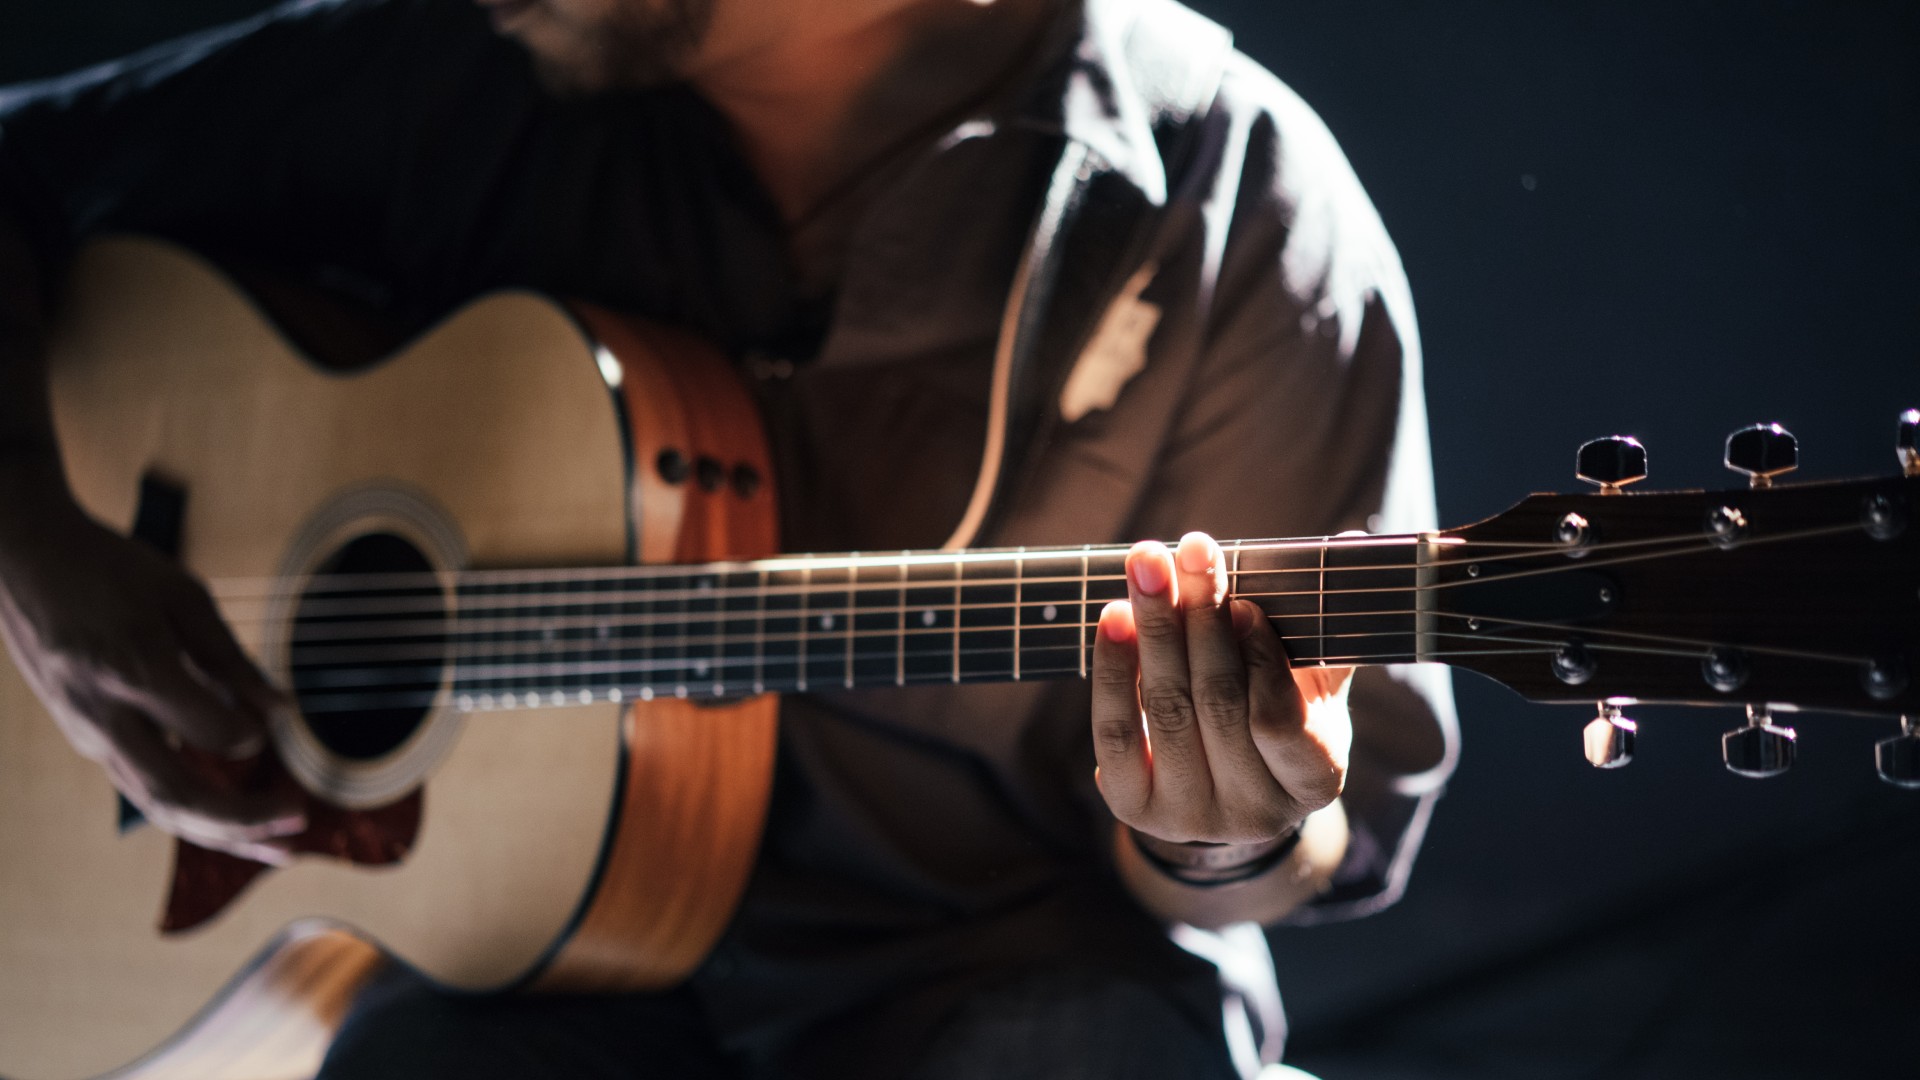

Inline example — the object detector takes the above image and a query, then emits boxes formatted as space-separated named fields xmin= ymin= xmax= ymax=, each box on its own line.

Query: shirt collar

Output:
xmin=1003 ymin=0 xmax=1176 ymax=206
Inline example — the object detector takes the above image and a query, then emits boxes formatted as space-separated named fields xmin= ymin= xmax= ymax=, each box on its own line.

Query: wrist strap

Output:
xmin=1129 ymin=824 xmax=1302 ymax=888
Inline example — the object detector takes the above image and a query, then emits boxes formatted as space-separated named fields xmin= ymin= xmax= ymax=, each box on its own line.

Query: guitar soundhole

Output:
xmin=288 ymin=532 xmax=447 ymax=761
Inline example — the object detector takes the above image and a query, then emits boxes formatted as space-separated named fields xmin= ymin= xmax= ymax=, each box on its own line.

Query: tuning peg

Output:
xmin=1722 ymin=705 xmax=1796 ymax=778
xmin=1583 ymin=703 xmax=1636 ymax=768
xmin=1724 ymin=423 xmax=1797 ymax=488
xmin=1576 ymin=436 xmax=1648 ymax=495
xmin=1875 ymin=716 xmax=1920 ymax=788
xmin=1899 ymin=409 xmax=1919 ymax=477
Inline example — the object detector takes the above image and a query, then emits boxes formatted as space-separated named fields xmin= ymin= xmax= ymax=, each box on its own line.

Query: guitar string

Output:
xmin=277 ymin=601 xmax=1875 ymax=675
xmin=214 ymin=523 xmax=1856 ymax=649
xmin=279 ymin=612 xmax=1873 ymax=696
xmin=283 ymin=637 xmax=1662 ymax=715
xmin=286 ymin=611 xmax=1421 ymax=681
xmin=204 ymin=521 xmax=1862 ymax=625
xmin=201 ymin=523 xmax=1740 ymax=603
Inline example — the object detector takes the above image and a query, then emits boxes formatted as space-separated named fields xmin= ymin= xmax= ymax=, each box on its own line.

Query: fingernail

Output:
xmin=1230 ymin=599 xmax=1256 ymax=638
xmin=1099 ymin=601 xmax=1134 ymax=641
xmin=1176 ymin=532 xmax=1214 ymax=575
xmin=1128 ymin=544 xmax=1169 ymax=595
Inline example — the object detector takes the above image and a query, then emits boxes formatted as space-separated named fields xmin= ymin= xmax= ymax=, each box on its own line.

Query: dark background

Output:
xmin=4 ymin=2 xmax=1916 ymax=1077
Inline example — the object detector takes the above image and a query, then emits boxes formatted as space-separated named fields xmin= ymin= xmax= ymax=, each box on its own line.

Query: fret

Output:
xmin=1083 ymin=550 xmax=1129 ymax=611
xmin=631 ymin=569 xmax=673 ymax=699
xmin=590 ymin=572 xmax=613 ymax=702
xmin=797 ymin=565 xmax=811 ymax=691
xmin=852 ymin=558 xmax=902 ymax=688
xmin=719 ymin=568 xmax=759 ymax=696
xmin=1321 ymin=537 xmax=1420 ymax=664
xmin=752 ymin=567 xmax=768 ymax=694
xmin=843 ymin=562 xmax=859 ymax=689
xmin=903 ymin=559 xmax=957 ymax=685
xmin=1079 ymin=546 xmax=1090 ymax=677
xmin=762 ymin=565 xmax=805 ymax=692
xmin=950 ymin=558 xmax=962 ymax=684
xmin=1318 ymin=538 xmax=1328 ymax=666
xmin=1012 ymin=548 xmax=1024 ymax=681
xmin=692 ymin=571 xmax=724 ymax=696
xmin=805 ymin=565 xmax=851 ymax=691
xmin=1018 ymin=550 xmax=1085 ymax=681
xmin=894 ymin=557 xmax=907 ymax=687
xmin=1236 ymin=543 xmax=1321 ymax=659
xmin=957 ymin=558 xmax=1016 ymax=683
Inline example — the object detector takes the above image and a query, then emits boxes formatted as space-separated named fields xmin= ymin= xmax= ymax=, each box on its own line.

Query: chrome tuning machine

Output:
xmin=1576 ymin=435 xmax=1647 ymax=495
xmin=1722 ymin=705 xmax=1795 ymax=778
xmin=1875 ymin=717 xmax=1920 ymax=788
xmin=1724 ymin=423 xmax=1797 ymax=488
xmin=1583 ymin=703 xmax=1636 ymax=768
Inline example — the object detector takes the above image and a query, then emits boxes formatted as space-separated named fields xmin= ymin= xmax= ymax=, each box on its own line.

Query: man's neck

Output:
xmin=689 ymin=0 xmax=1057 ymax=225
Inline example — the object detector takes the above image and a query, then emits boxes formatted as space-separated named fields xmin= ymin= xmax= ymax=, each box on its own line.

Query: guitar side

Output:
xmin=0 ymin=238 xmax=777 ymax=1078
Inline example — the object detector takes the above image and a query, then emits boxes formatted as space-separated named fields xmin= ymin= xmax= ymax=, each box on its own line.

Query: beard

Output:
xmin=510 ymin=0 xmax=716 ymax=98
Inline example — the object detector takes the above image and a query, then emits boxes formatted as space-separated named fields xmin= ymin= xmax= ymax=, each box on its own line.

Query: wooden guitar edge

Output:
xmin=530 ymin=306 xmax=783 ymax=993
xmin=84 ymin=925 xmax=386 ymax=1080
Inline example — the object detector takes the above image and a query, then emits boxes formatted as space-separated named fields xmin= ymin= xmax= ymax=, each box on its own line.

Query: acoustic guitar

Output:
xmin=1 ymin=237 xmax=1915 ymax=1079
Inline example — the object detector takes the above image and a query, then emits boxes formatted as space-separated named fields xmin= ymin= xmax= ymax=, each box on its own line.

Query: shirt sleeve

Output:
xmin=1124 ymin=54 xmax=1459 ymax=922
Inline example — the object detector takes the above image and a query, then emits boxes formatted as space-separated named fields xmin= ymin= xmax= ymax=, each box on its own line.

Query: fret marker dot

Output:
xmin=550 ymin=691 xmax=565 ymax=706
xmin=578 ymin=689 xmax=592 ymax=704
xmin=711 ymin=683 xmax=725 ymax=697
xmin=609 ymin=688 xmax=623 ymax=703
xmin=675 ymin=685 xmax=689 ymax=699
xmin=457 ymin=695 xmax=474 ymax=712
xmin=1042 ymin=604 xmax=1057 ymax=622
xmin=694 ymin=659 xmax=710 ymax=676
xmin=921 ymin=609 xmax=937 ymax=627
xmin=479 ymin=694 xmax=495 ymax=709
xmin=820 ymin=614 xmax=835 ymax=630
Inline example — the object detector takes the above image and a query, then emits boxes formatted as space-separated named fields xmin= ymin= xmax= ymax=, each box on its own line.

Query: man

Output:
xmin=0 ymin=0 xmax=1456 ymax=1075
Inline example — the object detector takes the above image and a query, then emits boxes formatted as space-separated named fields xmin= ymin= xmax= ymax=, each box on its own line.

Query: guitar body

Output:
xmin=0 ymin=238 xmax=779 ymax=1079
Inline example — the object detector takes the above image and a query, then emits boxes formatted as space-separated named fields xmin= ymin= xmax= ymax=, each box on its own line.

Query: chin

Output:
xmin=506 ymin=0 xmax=711 ymax=97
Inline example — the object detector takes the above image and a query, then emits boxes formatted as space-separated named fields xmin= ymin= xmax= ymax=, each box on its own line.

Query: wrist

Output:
xmin=1127 ymin=823 xmax=1303 ymax=888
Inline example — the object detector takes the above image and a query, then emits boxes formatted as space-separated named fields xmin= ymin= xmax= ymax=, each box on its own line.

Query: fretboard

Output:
xmin=422 ymin=536 xmax=1431 ymax=712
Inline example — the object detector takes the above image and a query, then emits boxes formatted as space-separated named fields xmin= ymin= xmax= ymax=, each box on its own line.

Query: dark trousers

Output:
xmin=317 ymin=963 xmax=1242 ymax=1080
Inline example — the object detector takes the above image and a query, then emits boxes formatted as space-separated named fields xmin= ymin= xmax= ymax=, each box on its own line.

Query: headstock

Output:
xmin=1430 ymin=415 xmax=1920 ymax=784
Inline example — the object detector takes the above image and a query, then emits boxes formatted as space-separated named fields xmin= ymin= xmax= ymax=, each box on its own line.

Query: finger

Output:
xmin=99 ymin=707 xmax=305 ymax=862
xmin=1239 ymin=601 xmax=1347 ymax=812
xmin=1125 ymin=541 xmax=1208 ymax=793
xmin=1174 ymin=534 xmax=1278 ymax=802
xmin=1090 ymin=601 xmax=1151 ymax=825
xmin=112 ymin=643 xmax=268 ymax=760
xmin=168 ymin=577 xmax=286 ymax=723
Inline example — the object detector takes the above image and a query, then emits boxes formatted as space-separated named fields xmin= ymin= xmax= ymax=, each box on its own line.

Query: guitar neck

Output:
xmin=390 ymin=536 xmax=1436 ymax=712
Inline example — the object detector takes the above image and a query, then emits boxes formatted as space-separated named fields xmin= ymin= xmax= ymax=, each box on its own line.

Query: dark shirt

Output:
xmin=0 ymin=0 xmax=1458 ymax=1071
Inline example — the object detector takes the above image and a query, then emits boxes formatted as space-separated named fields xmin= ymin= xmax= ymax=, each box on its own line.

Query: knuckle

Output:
xmin=1093 ymin=659 xmax=1138 ymax=692
xmin=1093 ymin=721 xmax=1142 ymax=765
xmin=1190 ymin=673 xmax=1247 ymax=723
xmin=1130 ymin=601 xmax=1181 ymax=639
xmin=1139 ymin=685 xmax=1197 ymax=733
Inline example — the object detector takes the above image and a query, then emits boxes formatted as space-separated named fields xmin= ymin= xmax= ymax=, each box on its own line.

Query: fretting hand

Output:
xmin=1090 ymin=532 xmax=1351 ymax=854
